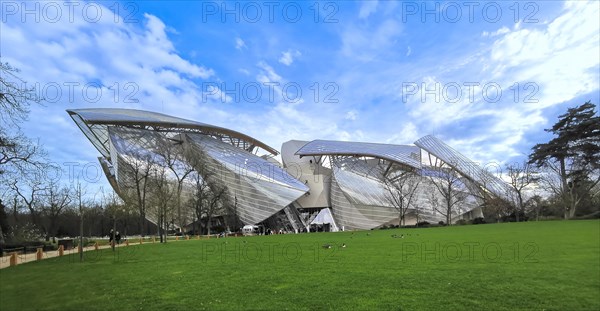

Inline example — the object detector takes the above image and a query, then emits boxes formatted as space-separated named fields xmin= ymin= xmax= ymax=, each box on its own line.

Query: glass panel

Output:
xmin=296 ymin=140 xmax=421 ymax=168
xmin=414 ymin=135 xmax=514 ymax=200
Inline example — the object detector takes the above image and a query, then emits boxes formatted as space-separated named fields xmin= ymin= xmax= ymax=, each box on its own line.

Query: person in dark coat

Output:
xmin=115 ymin=231 xmax=121 ymax=244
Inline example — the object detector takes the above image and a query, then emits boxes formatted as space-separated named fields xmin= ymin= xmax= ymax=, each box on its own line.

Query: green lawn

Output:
xmin=1 ymin=220 xmax=598 ymax=310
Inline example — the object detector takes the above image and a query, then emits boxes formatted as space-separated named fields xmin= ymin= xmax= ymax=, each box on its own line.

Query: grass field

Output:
xmin=0 ymin=220 xmax=598 ymax=310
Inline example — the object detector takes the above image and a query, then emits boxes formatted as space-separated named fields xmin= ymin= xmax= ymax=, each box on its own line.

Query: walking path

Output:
xmin=0 ymin=235 xmax=223 ymax=269
xmin=0 ymin=239 xmax=161 ymax=269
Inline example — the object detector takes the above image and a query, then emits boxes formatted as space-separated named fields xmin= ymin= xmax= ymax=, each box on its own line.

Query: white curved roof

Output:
xmin=414 ymin=135 xmax=514 ymax=199
xmin=295 ymin=139 xmax=421 ymax=169
xmin=67 ymin=108 xmax=279 ymax=156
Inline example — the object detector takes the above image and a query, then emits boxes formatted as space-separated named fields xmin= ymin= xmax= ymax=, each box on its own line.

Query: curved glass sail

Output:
xmin=415 ymin=135 xmax=514 ymax=200
xmin=296 ymin=140 xmax=422 ymax=169
xmin=186 ymin=134 xmax=308 ymax=225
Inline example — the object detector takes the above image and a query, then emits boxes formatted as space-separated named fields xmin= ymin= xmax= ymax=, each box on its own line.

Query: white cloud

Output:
xmin=488 ymin=1 xmax=599 ymax=109
xmin=1 ymin=5 xmax=222 ymax=188
xmin=278 ymin=49 xmax=301 ymax=66
xmin=482 ymin=26 xmax=510 ymax=38
xmin=235 ymin=37 xmax=246 ymax=50
xmin=340 ymin=18 xmax=403 ymax=61
xmin=345 ymin=110 xmax=358 ymax=120
xmin=257 ymin=61 xmax=282 ymax=84
xmin=358 ymin=1 xmax=379 ymax=19
xmin=4 ymin=0 xmax=598 ymax=185
xmin=385 ymin=122 xmax=418 ymax=145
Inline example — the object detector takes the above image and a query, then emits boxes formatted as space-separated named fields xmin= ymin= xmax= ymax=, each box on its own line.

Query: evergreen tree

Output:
xmin=529 ymin=102 xmax=600 ymax=218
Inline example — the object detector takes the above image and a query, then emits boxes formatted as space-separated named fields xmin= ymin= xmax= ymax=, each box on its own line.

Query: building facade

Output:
xmin=69 ymin=108 xmax=513 ymax=232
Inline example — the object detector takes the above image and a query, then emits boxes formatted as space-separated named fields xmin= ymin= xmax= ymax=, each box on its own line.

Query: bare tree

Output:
xmin=150 ymin=166 xmax=176 ymax=243
xmin=525 ymin=194 xmax=545 ymax=221
xmin=189 ymin=171 xmax=210 ymax=235
xmin=158 ymin=136 xmax=194 ymax=232
xmin=9 ymin=177 xmax=45 ymax=232
xmin=120 ymin=153 xmax=156 ymax=236
xmin=0 ymin=62 xmax=39 ymax=125
xmin=382 ymin=169 xmax=421 ymax=226
xmin=72 ymin=180 xmax=87 ymax=261
xmin=204 ymin=182 xmax=228 ymax=235
xmin=505 ymin=161 xmax=538 ymax=221
xmin=537 ymin=162 xmax=599 ymax=219
xmin=103 ymin=189 xmax=126 ymax=250
xmin=426 ymin=160 xmax=468 ymax=225
xmin=0 ymin=133 xmax=47 ymax=176
xmin=0 ymin=62 xmax=47 ymax=178
xmin=39 ymin=181 xmax=72 ymax=242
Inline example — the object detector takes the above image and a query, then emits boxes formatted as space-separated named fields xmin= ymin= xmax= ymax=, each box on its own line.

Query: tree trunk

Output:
xmin=159 ymin=213 xmax=165 ymax=243
xmin=156 ymin=216 xmax=162 ymax=243
xmin=569 ymin=199 xmax=577 ymax=219
xmin=515 ymin=193 xmax=523 ymax=222
xmin=112 ymin=218 xmax=116 ymax=251
xmin=139 ymin=213 xmax=145 ymax=237
xmin=79 ymin=208 xmax=84 ymax=262
xmin=446 ymin=201 xmax=452 ymax=226
xmin=559 ymin=158 xmax=570 ymax=220
xmin=207 ymin=217 xmax=212 ymax=236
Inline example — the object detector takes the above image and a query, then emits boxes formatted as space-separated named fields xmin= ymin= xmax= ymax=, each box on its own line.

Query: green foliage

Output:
xmin=2 ymin=221 xmax=597 ymax=310
xmin=455 ymin=219 xmax=468 ymax=225
xmin=416 ymin=221 xmax=430 ymax=227
xmin=530 ymin=101 xmax=600 ymax=171
xmin=0 ymin=199 xmax=8 ymax=242
xmin=529 ymin=102 xmax=600 ymax=218
xmin=8 ymin=223 xmax=44 ymax=243
xmin=471 ymin=217 xmax=486 ymax=225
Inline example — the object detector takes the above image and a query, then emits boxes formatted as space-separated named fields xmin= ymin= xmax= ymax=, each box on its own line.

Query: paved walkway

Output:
xmin=0 ymin=240 xmax=146 ymax=269
xmin=0 ymin=236 xmax=221 ymax=269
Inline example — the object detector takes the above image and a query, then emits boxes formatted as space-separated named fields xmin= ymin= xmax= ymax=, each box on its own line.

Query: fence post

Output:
xmin=9 ymin=252 xmax=17 ymax=266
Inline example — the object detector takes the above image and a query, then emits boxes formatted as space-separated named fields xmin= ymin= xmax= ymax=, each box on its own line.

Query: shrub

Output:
xmin=438 ymin=221 xmax=445 ymax=226
xmin=9 ymin=223 xmax=44 ymax=243
xmin=455 ymin=219 xmax=468 ymax=226
xmin=416 ymin=221 xmax=430 ymax=227
xmin=471 ymin=217 xmax=486 ymax=224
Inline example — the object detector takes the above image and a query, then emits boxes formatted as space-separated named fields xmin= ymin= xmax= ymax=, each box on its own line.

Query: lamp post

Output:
xmin=76 ymin=182 xmax=85 ymax=262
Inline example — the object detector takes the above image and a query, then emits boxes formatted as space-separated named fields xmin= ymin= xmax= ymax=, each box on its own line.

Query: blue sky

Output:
xmin=1 ymin=0 xmax=599 ymax=188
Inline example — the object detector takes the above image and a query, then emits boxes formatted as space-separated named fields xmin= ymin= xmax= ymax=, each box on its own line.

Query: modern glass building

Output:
xmin=283 ymin=137 xmax=514 ymax=230
xmin=69 ymin=108 xmax=513 ymax=232
xmin=67 ymin=108 xmax=309 ymax=232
